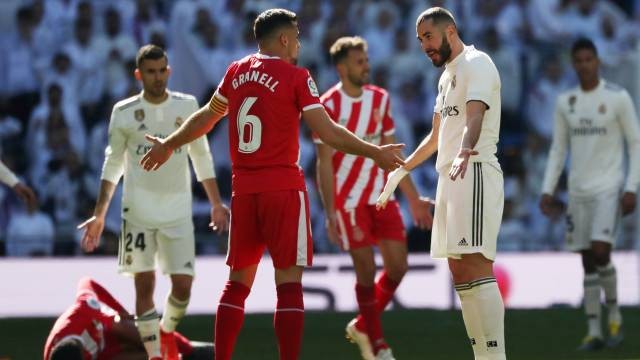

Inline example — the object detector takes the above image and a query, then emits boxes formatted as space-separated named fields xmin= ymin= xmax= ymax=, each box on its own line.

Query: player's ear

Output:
xmin=280 ymin=32 xmax=288 ymax=47
xmin=166 ymin=65 xmax=172 ymax=77
xmin=134 ymin=68 xmax=141 ymax=81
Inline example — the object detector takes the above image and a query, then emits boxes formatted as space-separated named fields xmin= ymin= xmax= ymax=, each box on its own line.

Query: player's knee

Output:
xmin=386 ymin=261 xmax=408 ymax=281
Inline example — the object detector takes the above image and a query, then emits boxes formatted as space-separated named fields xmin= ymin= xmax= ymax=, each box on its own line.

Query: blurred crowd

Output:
xmin=0 ymin=0 xmax=639 ymax=257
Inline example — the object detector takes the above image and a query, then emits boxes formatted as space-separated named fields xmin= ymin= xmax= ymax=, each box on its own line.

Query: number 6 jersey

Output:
xmin=208 ymin=53 xmax=323 ymax=195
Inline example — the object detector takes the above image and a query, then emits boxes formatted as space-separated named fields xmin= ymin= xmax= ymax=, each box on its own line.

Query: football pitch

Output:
xmin=2 ymin=308 xmax=638 ymax=360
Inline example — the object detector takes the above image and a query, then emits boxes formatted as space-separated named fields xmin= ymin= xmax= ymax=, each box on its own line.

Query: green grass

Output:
xmin=2 ymin=308 xmax=639 ymax=359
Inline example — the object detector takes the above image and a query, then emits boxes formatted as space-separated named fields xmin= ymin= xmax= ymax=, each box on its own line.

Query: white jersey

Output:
xmin=433 ymin=45 xmax=501 ymax=173
xmin=101 ymin=91 xmax=215 ymax=228
xmin=542 ymin=80 xmax=640 ymax=197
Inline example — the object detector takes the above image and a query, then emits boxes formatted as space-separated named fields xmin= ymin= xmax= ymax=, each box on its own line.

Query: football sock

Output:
xmin=597 ymin=262 xmax=621 ymax=324
xmin=161 ymin=294 xmax=189 ymax=332
xmin=135 ymin=308 xmax=162 ymax=358
xmin=355 ymin=271 xmax=399 ymax=332
xmin=274 ymin=282 xmax=304 ymax=360
xmin=455 ymin=282 xmax=488 ymax=360
xmin=215 ymin=281 xmax=250 ymax=360
xmin=584 ymin=273 xmax=602 ymax=338
xmin=355 ymin=283 xmax=387 ymax=354
xmin=472 ymin=278 xmax=506 ymax=360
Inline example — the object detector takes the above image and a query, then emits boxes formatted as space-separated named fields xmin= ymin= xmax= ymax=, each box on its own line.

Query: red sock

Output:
xmin=355 ymin=272 xmax=400 ymax=332
xmin=355 ymin=283 xmax=387 ymax=354
xmin=274 ymin=282 xmax=304 ymax=360
xmin=173 ymin=331 xmax=192 ymax=355
xmin=215 ymin=281 xmax=250 ymax=360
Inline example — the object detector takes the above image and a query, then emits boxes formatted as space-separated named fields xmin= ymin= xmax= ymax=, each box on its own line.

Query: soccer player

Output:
xmin=0 ymin=159 xmax=37 ymax=210
xmin=78 ymin=44 xmax=229 ymax=360
xmin=540 ymin=38 xmax=640 ymax=351
xmin=377 ymin=7 xmax=506 ymax=360
xmin=44 ymin=277 xmax=214 ymax=360
xmin=140 ymin=9 xmax=405 ymax=360
xmin=314 ymin=36 xmax=433 ymax=360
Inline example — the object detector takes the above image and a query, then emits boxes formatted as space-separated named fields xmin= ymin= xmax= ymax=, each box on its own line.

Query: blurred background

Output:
xmin=0 ymin=0 xmax=638 ymax=259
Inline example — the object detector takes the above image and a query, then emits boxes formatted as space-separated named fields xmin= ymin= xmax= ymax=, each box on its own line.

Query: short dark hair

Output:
xmin=416 ymin=7 xmax=456 ymax=29
xmin=571 ymin=37 xmax=598 ymax=57
xmin=135 ymin=44 xmax=167 ymax=69
xmin=51 ymin=342 xmax=83 ymax=360
xmin=329 ymin=36 xmax=368 ymax=65
xmin=253 ymin=8 xmax=297 ymax=42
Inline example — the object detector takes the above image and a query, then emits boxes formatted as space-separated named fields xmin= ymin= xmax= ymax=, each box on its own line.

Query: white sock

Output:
xmin=136 ymin=308 xmax=161 ymax=358
xmin=597 ymin=263 xmax=621 ymax=325
xmin=583 ymin=273 xmax=602 ymax=338
xmin=471 ymin=278 xmax=506 ymax=360
xmin=161 ymin=294 xmax=189 ymax=332
xmin=455 ymin=283 xmax=489 ymax=360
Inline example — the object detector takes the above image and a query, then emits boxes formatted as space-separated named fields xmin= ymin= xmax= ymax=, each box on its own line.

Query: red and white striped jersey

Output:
xmin=313 ymin=83 xmax=395 ymax=209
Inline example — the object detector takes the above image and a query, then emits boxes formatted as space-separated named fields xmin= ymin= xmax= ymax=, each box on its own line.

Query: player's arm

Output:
xmin=315 ymin=142 xmax=341 ymax=246
xmin=540 ymin=101 xmax=569 ymax=216
xmin=79 ymin=109 xmax=126 ymax=252
xmin=376 ymin=113 xmax=440 ymax=208
xmin=618 ymin=91 xmax=640 ymax=215
xmin=76 ymin=277 xmax=129 ymax=315
xmin=381 ymin=134 xmax=433 ymax=229
xmin=303 ymin=107 xmax=404 ymax=171
xmin=0 ymin=160 xmax=37 ymax=211
xmin=140 ymin=96 xmax=227 ymax=171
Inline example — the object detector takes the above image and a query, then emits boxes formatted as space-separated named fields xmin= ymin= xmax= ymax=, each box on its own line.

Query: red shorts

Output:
xmin=335 ymin=201 xmax=406 ymax=250
xmin=227 ymin=190 xmax=313 ymax=270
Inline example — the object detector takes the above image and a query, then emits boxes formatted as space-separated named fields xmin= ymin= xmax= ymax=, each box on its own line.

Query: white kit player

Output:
xmin=540 ymin=38 xmax=640 ymax=351
xmin=79 ymin=45 xmax=230 ymax=360
xmin=377 ymin=7 xmax=506 ymax=360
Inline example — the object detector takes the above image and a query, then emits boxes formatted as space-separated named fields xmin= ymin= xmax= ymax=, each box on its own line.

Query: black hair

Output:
xmin=51 ymin=342 xmax=83 ymax=360
xmin=135 ymin=44 xmax=167 ymax=69
xmin=416 ymin=7 xmax=456 ymax=28
xmin=571 ymin=37 xmax=598 ymax=57
xmin=253 ymin=8 xmax=297 ymax=42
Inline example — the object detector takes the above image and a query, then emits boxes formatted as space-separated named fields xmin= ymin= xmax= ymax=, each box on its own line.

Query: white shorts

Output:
xmin=431 ymin=162 xmax=504 ymax=261
xmin=117 ymin=219 xmax=195 ymax=276
xmin=566 ymin=189 xmax=621 ymax=251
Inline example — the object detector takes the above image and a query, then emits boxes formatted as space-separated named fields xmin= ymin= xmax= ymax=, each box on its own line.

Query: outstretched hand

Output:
xmin=13 ymin=183 xmax=37 ymax=213
xmin=78 ymin=216 xmax=105 ymax=252
xmin=449 ymin=148 xmax=478 ymax=181
xmin=140 ymin=134 xmax=172 ymax=171
xmin=374 ymin=144 xmax=405 ymax=172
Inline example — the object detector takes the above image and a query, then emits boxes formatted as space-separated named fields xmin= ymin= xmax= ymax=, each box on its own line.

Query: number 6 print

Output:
xmin=237 ymin=97 xmax=262 ymax=153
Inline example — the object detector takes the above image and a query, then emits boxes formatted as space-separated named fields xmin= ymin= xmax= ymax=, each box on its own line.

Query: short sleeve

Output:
xmin=213 ymin=62 xmax=238 ymax=102
xmin=295 ymin=68 xmax=323 ymax=112
xmin=433 ymin=80 xmax=444 ymax=114
xmin=465 ymin=55 xmax=499 ymax=109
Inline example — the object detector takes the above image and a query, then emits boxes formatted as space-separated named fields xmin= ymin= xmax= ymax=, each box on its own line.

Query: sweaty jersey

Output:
xmin=542 ymin=79 xmax=640 ymax=197
xmin=208 ymin=53 xmax=323 ymax=195
xmin=433 ymin=45 xmax=501 ymax=173
xmin=314 ymin=83 xmax=395 ymax=209
xmin=102 ymin=91 xmax=215 ymax=228
xmin=44 ymin=279 xmax=125 ymax=360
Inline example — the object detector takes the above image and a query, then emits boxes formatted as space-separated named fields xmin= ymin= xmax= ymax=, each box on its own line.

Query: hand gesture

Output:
xmin=140 ymin=134 xmax=172 ymax=171
xmin=449 ymin=148 xmax=478 ymax=181
xmin=374 ymin=144 xmax=405 ymax=171
xmin=13 ymin=182 xmax=37 ymax=213
xmin=621 ymin=192 xmax=636 ymax=216
xmin=376 ymin=167 xmax=408 ymax=209
xmin=325 ymin=214 xmax=341 ymax=248
xmin=209 ymin=203 xmax=230 ymax=234
xmin=408 ymin=196 xmax=435 ymax=230
xmin=78 ymin=216 xmax=105 ymax=252
xmin=539 ymin=194 xmax=555 ymax=217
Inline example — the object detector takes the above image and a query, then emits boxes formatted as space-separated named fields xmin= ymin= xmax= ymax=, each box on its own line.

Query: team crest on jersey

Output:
xmin=568 ymin=96 xmax=576 ymax=113
xmin=307 ymin=77 xmax=319 ymax=97
xmin=175 ymin=117 xmax=183 ymax=128
xmin=373 ymin=108 xmax=382 ymax=123
xmin=451 ymin=75 xmax=456 ymax=89
xmin=598 ymin=103 xmax=606 ymax=114
xmin=134 ymin=109 xmax=145 ymax=122
xmin=86 ymin=297 xmax=101 ymax=310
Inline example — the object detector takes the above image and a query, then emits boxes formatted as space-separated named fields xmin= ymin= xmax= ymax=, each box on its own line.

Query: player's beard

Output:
xmin=348 ymin=70 xmax=369 ymax=87
xmin=430 ymin=34 xmax=452 ymax=67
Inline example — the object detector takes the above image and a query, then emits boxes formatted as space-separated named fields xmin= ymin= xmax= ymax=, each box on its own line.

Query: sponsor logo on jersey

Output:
xmin=458 ymin=238 xmax=468 ymax=246
xmin=134 ymin=109 xmax=145 ymax=122
xmin=307 ymin=77 xmax=319 ymax=97
xmin=568 ymin=95 xmax=576 ymax=113
xmin=598 ymin=103 xmax=606 ymax=114
xmin=441 ymin=105 xmax=460 ymax=118
xmin=175 ymin=117 xmax=183 ymax=128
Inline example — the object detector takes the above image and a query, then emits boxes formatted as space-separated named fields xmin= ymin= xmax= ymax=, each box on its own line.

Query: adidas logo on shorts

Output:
xmin=458 ymin=238 xmax=468 ymax=246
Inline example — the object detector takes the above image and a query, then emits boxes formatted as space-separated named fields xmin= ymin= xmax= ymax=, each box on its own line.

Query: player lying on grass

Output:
xmin=44 ymin=277 xmax=213 ymax=360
